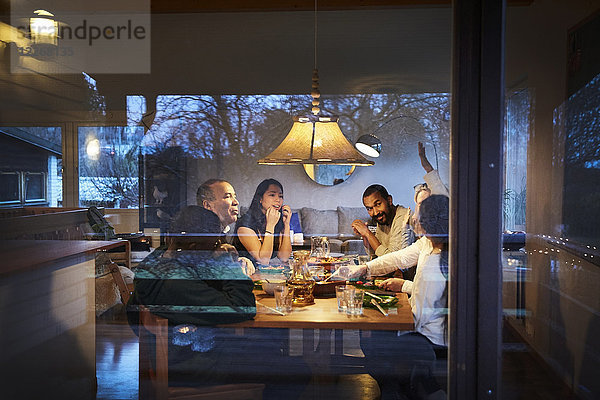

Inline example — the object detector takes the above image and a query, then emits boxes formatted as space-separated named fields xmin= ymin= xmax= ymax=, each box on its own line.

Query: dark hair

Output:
xmin=419 ymin=195 xmax=449 ymax=243
xmin=418 ymin=194 xmax=449 ymax=341
xmin=196 ymin=179 xmax=229 ymax=205
xmin=243 ymin=178 xmax=284 ymax=235
xmin=167 ymin=206 xmax=224 ymax=250
xmin=363 ymin=184 xmax=390 ymax=199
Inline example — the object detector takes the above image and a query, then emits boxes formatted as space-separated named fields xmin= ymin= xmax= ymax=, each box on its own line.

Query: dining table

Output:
xmin=229 ymin=290 xmax=414 ymax=331
xmin=224 ymin=288 xmax=415 ymax=379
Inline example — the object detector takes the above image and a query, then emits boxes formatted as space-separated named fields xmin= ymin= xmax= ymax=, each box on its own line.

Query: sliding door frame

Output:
xmin=449 ymin=0 xmax=505 ymax=398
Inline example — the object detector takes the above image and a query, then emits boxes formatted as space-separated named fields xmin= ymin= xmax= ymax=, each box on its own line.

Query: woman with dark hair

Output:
xmin=355 ymin=195 xmax=449 ymax=399
xmin=233 ymin=178 xmax=292 ymax=266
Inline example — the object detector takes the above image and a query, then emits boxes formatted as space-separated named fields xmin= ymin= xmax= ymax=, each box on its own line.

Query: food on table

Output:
xmin=362 ymin=295 xmax=399 ymax=309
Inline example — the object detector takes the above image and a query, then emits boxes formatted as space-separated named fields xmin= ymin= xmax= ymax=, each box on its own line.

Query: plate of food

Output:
xmin=351 ymin=281 xmax=397 ymax=295
xmin=362 ymin=294 xmax=399 ymax=309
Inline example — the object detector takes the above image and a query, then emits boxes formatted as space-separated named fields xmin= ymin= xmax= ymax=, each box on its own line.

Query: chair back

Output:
xmin=108 ymin=261 xmax=133 ymax=304
xmin=138 ymin=306 xmax=265 ymax=400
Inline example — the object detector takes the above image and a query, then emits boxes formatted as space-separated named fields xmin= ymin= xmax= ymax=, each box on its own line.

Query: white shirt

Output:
xmin=424 ymin=170 xmax=449 ymax=197
xmin=366 ymin=236 xmax=447 ymax=346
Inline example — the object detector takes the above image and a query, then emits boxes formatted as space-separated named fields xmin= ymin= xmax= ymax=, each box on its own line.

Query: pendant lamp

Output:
xmin=257 ymin=1 xmax=373 ymax=167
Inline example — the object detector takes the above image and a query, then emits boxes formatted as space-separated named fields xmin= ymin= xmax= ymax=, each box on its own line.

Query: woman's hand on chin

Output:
xmin=265 ymin=206 xmax=280 ymax=231
xmin=281 ymin=205 xmax=292 ymax=226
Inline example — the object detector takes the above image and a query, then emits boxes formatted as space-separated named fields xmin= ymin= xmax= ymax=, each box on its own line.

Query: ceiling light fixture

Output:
xmin=257 ymin=0 xmax=373 ymax=166
xmin=30 ymin=9 xmax=58 ymax=46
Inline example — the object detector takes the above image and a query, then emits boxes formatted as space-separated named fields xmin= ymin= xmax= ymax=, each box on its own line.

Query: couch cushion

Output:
xmin=300 ymin=208 xmax=339 ymax=236
xmin=337 ymin=206 xmax=371 ymax=236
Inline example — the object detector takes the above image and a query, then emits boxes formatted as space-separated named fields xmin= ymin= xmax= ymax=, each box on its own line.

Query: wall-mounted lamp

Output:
xmin=360 ymin=115 xmax=439 ymax=169
xmin=355 ymin=134 xmax=382 ymax=158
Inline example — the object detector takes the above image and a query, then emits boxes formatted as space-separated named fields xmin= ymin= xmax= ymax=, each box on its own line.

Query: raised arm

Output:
xmin=419 ymin=142 xmax=449 ymax=196
xmin=418 ymin=142 xmax=434 ymax=173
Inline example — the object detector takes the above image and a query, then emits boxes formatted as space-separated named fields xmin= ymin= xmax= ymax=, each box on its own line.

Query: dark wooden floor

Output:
xmin=96 ymin=305 xmax=577 ymax=400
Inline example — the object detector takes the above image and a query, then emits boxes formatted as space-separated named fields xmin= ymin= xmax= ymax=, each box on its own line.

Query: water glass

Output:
xmin=335 ymin=285 xmax=347 ymax=312
xmin=311 ymin=236 xmax=330 ymax=257
xmin=309 ymin=265 xmax=325 ymax=280
xmin=274 ymin=285 xmax=293 ymax=314
xmin=345 ymin=288 xmax=364 ymax=316
xmin=332 ymin=264 xmax=350 ymax=281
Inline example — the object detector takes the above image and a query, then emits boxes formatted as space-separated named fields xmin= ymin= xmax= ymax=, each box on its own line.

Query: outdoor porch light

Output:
xmin=30 ymin=10 xmax=58 ymax=46
xmin=355 ymin=134 xmax=382 ymax=158
xmin=258 ymin=0 xmax=373 ymax=167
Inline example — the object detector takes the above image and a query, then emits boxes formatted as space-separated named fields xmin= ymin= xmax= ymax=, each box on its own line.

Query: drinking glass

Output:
xmin=358 ymin=255 xmax=370 ymax=265
xmin=345 ymin=288 xmax=364 ymax=316
xmin=309 ymin=265 xmax=325 ymax=280
xmin=274 ymin=284 xmax=293 ymax=314
xmin=335 ymin=285 xmax=347 ymax=312
xmin=332 ymin=264 xmax=350 ymax=281
xmin=310 ymin=236 xmax=329 ymax=257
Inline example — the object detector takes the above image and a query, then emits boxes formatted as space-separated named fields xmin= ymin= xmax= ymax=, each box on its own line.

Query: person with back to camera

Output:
xmin=341 ymin=195 xmax=449 ymax=399
xmin=128 ymin=206 xmax=309 ymax=399
xmin=233 ymin=178 xmax=292 ymax=266
xmin=127 ymin=206 xmax=257 ymax=387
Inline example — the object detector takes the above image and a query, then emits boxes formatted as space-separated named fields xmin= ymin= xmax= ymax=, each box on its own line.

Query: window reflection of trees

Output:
xmin=79 ymin=126 xmax=143 ymax=208
xmin=142 ymin=93 xmax=450 ymax=178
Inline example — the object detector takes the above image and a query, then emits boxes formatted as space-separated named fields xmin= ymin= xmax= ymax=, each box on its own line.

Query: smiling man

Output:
xmin=351 ymin=184 xmax=412 ymax=258
xmin=197 ymin=179 xmax=240 ymax=233
xmin=197 ymin=179 xmax=255 ymax=276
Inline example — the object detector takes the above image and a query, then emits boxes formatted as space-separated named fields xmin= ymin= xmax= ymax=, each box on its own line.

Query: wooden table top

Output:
xmin=0 ymin=239 xmax=128 ymax=277
xmin=227 ymin=291 xmax=414 ymax=331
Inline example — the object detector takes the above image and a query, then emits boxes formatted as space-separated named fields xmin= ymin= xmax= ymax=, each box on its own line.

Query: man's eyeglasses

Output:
xmin=414 ymin=183 xmax=428 ymax=193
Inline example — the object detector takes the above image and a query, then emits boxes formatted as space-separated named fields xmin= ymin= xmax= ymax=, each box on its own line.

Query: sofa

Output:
xmin=293 ymin=206 xmax=372 ymax=255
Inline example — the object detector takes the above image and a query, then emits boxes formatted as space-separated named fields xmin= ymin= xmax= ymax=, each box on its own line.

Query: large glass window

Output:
xmin=503 ymin=3 xmax=600 ymax=398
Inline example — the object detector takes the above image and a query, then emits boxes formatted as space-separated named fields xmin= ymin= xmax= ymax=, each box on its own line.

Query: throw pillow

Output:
xmin=337 ymin=206 xmax=371 ymax=236
xmin=300 ymin=208 xmax=339 ymax=236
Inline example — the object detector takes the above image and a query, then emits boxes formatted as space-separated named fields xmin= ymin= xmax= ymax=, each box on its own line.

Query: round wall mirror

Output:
xmin=303 ymin=165 xmax=356 ymax=186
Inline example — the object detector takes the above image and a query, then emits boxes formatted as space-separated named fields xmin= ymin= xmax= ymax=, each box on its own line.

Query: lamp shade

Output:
xmin=258 ymin=116 xmax=374 ymax=166
xmin=355 ymin=134 xmax=382 ymax=158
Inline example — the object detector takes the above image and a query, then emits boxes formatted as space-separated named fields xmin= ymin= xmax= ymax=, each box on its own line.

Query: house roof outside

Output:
xmin=0 ymin=127 xmax=62 ymax=156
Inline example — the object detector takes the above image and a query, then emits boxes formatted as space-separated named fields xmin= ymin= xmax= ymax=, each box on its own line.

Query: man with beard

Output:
xmin=352 ymin=184 xmax=412 ymax=258
xmin=197 ymin=179 xmax=255 ymax=276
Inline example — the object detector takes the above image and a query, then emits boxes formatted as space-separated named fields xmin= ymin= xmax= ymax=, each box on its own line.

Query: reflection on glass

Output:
xmin=0 ymin=127 xmax=61 ymax=207
xmin=504 ymin=88 xmax=530 ymax=232
xmin=78 ymin=126 xmax=144 ymax=208
xmin=303 ymin=164 xmax=356 ymax=186
xmin=560 ymin=72 xmax=600 ymax=249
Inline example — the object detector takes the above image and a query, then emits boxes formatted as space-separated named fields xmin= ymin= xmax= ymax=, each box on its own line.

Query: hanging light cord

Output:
xmin=314 ymin=0 xmax=318 ymax=70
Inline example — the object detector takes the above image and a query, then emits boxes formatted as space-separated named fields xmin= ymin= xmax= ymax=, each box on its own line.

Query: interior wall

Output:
xmin=186 ymin=138 xmax=449 ymax=211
